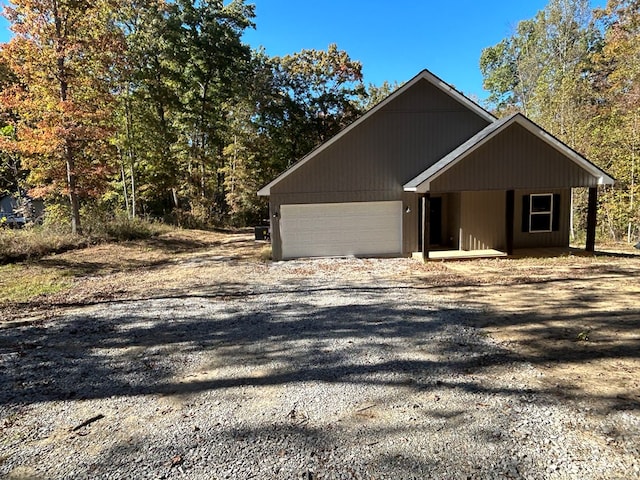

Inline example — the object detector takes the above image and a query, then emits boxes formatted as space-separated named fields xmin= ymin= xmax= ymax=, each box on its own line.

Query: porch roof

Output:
xmin=403 ymin=113 xmax=615 ymax=193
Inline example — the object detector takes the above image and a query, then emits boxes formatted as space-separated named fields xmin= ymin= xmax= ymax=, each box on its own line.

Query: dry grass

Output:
xmin=0 ymin=228 xmax=87 ymax=263
xmin=0 ymin=229 xmax=269 ymax=319
xmin=0 ymin=218 xmax=172 ymax=264
xmin=427 ymin=250 xmax=640 ymax=406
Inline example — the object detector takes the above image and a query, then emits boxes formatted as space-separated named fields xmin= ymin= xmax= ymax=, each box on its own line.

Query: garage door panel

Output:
xmin=280 ymin=201 xmax=402 ymax=259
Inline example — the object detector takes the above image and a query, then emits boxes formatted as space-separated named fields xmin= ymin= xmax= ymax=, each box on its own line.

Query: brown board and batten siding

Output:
xmin=459 ymin=191 xmax=506 ymax=250
xmin=268 ymin=78 xmax=490 ymax=259
xmin=453 ymin=188 xmax=569 ymax=251
xmin=428 ymin=123 xmax=600 ymax=193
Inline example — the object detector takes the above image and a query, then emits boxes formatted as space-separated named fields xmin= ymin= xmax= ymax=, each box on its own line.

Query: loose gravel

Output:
xmin=1 ymin=258 xmax=638 ymax=479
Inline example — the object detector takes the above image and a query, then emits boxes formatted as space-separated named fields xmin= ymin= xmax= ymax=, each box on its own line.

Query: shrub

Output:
xmin=0 ymin=214 xmax=170 ymax=264
xmin=0 ymin=226 xmax=85 ymax=263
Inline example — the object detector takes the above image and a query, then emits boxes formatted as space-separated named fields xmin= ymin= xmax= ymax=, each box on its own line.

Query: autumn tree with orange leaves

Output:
xmin=0 ymin=0 xmax=124 ymax=233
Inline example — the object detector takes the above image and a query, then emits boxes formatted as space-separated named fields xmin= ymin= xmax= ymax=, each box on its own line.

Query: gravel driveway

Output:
xmin=1 ymin=255 xmax=639 ymax=479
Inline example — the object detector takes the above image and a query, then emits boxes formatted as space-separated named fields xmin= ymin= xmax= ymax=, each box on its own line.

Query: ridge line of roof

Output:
xmin=257 ymin=69 xmax=496 ymax=196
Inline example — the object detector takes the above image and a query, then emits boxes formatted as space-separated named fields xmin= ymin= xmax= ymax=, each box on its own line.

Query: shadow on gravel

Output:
xmin=1 ymin=279 xmax=638 ymax=412
xmin=75 ymin=419 xmax=455 ymax=479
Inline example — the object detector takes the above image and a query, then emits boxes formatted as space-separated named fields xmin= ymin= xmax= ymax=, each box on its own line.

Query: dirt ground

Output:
xmin=2 ymin=229 xmax=639 ymax=411
xmin=422 ymin=253 xmax=640 ymax=410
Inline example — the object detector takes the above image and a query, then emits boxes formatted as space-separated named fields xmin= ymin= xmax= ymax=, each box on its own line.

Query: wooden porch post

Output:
xmin=506 ymin=189 xmax=515 ymax=255
xmin=586 ymin=186 xmax=598 ymax=252
xmin=422 ymin=193 xmax=431 ymax=261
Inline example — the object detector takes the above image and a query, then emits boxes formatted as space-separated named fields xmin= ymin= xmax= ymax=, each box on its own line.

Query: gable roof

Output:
xmin=403 ymin=113 xmax=615 ymax=193
xmin=257 ymin=69 xmax=497 ymax=196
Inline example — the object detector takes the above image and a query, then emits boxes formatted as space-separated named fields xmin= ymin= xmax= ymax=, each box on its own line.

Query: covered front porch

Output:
xmin=401 ymin=114 xmax=613 ymax=262
xmin=411 ymin=188 xmax=600 ymax=262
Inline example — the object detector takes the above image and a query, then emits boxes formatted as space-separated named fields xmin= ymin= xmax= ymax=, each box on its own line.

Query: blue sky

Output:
xmin=0 ymin=1 xmax=606 ymax=101
xmin=242 ymin=0 xmax=607 ymax=101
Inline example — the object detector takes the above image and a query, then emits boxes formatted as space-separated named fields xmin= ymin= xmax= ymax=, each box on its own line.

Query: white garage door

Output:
xmin=280 ymin=201 xmax=402 ymax=259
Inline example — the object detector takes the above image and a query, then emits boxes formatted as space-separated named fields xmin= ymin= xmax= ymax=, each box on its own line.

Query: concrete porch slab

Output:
xmin=412 ymin=249 xmax=508 ymax=261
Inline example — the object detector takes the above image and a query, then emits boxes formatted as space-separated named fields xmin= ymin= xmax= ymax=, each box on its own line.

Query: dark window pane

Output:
xmin=530 ymin=213 xmax=552 ymax=232
xmin=531 ymin=194 xmax=552 ymax=212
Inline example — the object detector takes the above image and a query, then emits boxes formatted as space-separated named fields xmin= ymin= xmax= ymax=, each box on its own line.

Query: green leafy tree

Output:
xmin=480 ymin=0 xmax=602 ymax=239
xmin=480 ymin=0 xmax=597 ymax=129
xmin=221 ymin=46 xmax=366 ymax=225
xmin=358 ymin=80 xmax=401 ymax=111
xmin=480 ymin=18 xmax=543 ymax=115
xmin=219 ymin=51 xmax=279 ymax=225
xmin=0 ymin=0 xmax=124 ymax=233
xmin=590 ymin=0 xmax=640 ymax=240
xmin=0 ymin=58 xmax=22 ymax=197
xmin=258 ymin=44 xmax=365 ymax=172
xmin=171 ymin=0 xmax=255 ymax=222
xmin=115 ymin=0 xmax=184 ymax=217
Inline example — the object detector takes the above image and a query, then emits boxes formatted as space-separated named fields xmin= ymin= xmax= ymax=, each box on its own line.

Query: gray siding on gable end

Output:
xmin=270 ymin=78 xmax=490 ymax=201
xmin=429 ymin=124 xmax=599 ymax=192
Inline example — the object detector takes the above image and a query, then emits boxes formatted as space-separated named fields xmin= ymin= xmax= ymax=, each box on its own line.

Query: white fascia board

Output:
xmin=257 ymin=69 xmax=497 ymax=196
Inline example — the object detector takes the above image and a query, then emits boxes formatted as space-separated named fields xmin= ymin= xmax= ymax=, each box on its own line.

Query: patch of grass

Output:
xmin=0 ymin=218 xmax=172 ymax=264
xmin=0 ymin=228 xmax=86 ymax=263
xmin=0 ymin=264 xmax=73 ymax=303
xmin=86 ymin=216 xmax=172 ymax=242
xmin=576 ymin=330 xmax=591 ymax=342
xmin=258 ymin=245 xmax=272 ymax=262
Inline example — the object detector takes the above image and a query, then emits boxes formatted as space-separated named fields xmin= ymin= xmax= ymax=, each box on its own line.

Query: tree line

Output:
xmin=480 ymin=0 xmax=639 ymax=241
xmin=0 ymin=0 xmax=637 ymax=242
xmin=0 ymin=0 xmax=393 ymax=232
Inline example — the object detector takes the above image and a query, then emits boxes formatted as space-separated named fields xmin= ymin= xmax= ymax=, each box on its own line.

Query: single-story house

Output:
xmin=258 ymin=69 xmax=614 ymax=261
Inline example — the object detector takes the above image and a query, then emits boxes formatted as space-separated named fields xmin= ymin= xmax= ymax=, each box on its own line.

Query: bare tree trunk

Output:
xmin=629 ymin=151 xmax=635 ymax=243
xmin=200 ymin=162 xmax=206 ymax=198
xmin=65 ymin=142 xmax=81 ymax=234
xmin=55 ymin=0 xmax=80 ymax=234
xmin=130 ymin=163 xmax=136 ymax=218
xmin=628 ymin=113 xmax=637 ymax=243
xmin=171 ymin=188 xmax=179 ymax=209
xmin=124 ymin=90 xmax=137 ymax=218
xmin=120 ymin=158 xmax=130 ymax=216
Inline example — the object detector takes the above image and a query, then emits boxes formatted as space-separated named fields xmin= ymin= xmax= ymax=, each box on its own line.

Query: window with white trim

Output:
xmin=529 ymin=193 xmax=553 ymax=233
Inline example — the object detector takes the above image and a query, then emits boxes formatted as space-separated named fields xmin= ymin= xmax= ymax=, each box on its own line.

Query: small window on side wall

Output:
xmin=522 ymin=193 xmax=560 ymax=233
